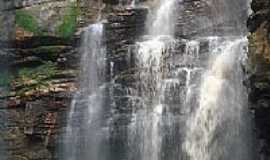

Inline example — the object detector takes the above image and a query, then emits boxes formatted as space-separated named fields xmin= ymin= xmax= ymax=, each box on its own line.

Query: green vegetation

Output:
xmin=14 ymin=62 xmax=58 ymax=96
xmin=15 ymin=10 xmax=40 ymax=34
xmin=57 ymin=3 xmax=80 ymax=39
xmin=16 ymin=3 xmax=80 ymax=38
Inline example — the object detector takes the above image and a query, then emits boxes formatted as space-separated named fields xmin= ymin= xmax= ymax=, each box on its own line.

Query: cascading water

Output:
xmin=61 ymin=0 xmax=255 ymax=160
xmin=131 ymin=0 xmax=137 ymax=7
xmin=183 ymin=37 xmax=254 ymax=160
xmin=128 ymin=0 xmax=179 ymax=159
xmin=128 ymin=37 xmax=176 ymax=160
xmin=128 ymin=0 xmax=255 ymax=159
xmin=60 ymin=23 xmax=108 ymax=160
xmin=180 ymin=0 xmax=255 ymax=159
xmin=148 ymin=0 xmax=177 ymax=36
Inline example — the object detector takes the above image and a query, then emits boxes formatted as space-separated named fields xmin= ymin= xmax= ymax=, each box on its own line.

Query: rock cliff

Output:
xmin=0 ymin=0 xmax=148 ymax=159
xmin=248 ymin=0 xmax=270 ymax=159
xmin=1 ymin=0 xmax=269 ymax=159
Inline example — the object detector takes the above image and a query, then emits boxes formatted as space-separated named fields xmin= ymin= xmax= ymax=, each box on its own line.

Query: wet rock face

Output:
xmin=0 ymin=0 xmax=264 ymax=159
xmin=248 ymin=0 xmax=270 ymax=33
xmin=0 ymin=1 xmax=14 ymax=160
xmin=0 ymin=1 xmax=79 ymax=160
xmin=175 ymin=0 xmax=249 ymax=38
xmin=0 ymin=0 xmax=15 ymax=42
xmin=3 ymin=0 xmax=82 ymax=158
xmin=248 ymin=0 xmax=270 ymax=159
xmin=0 ymin=0 xmax=148 ymax=159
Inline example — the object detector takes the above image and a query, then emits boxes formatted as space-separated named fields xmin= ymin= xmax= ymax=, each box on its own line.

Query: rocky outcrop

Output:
xmin=0 ymin=0 xmax=15 ymax=42
xmin=0 ymin=1 xmax=81 ymax=159
xmin=0 ymin=0 xmax=148 ymax=159
xmin=248 ymin=0 xmax=270 ymax=159
xmin=1 ymin=0 xmax=264 ymax=159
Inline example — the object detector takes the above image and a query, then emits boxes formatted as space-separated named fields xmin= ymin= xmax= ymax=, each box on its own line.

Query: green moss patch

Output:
xmin=57 ymin=4 xmax=80 ymax=39
xmin=16 ymin=10 xmax=40 ymax=34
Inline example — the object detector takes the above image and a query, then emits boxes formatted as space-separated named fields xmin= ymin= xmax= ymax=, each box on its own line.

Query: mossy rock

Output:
xmin=15 ymin=10 xmax=40 ymax=35
xmin=15 ymin=1 xmax=80 ymax=39
xmin=57 ymin=3 xmax=80 ymax=39
xmin=13 ymin=62 xmax=58 ymax=97
xmin=11 ymin=61 xmax=78 ymax=98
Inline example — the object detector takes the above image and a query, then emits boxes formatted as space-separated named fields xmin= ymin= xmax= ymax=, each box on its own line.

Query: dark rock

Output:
xmin=248 ymin=0 xmax=270 ymax=159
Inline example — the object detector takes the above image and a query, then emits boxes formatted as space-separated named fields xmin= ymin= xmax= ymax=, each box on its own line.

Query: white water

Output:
xmin=149 ymin=0 xmax=177 ymax=36
xmin=183 ymin=37 xmax=253 ymax=160
xmin=128 ymin=36 xmax=176 ymax=160
xmin=185 ymin=40 xmax=200 ymax=58
xmin=61 ymin=23 xmax=108 ymax=160
xmin=128 ymin=0 xmax=177 ymax=159
xmin=131 ymin=0 xmax=137 ymax=7
xmin=60 ymin=0 xmax=255 ymax=160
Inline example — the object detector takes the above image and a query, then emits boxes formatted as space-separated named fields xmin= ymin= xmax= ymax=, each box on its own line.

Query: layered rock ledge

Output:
xmin=1 ymin=0 xmax=148 ymax=159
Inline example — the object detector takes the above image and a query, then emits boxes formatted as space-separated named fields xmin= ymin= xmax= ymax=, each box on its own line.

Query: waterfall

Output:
xmin=128 ymin=0 xmax=178 ymax=159
xmin=128 ymin=37 xmax=176 ymax=160
xmin=127 ymin=0 xmax=255 ymax=159
xmin=181 ymin=0 xmax=254 ymax=159
xmin=148 ymin=0 xmax=177 ymax=36
xmin=131 ymin=0 xmax=137 ymax=7
xmin=61 ymin=23 xmax=108 ymax=160
xmin=183 ymin=37 xmax=254 ymax=160
xmin=60 ymin=0 xmax=255 ymax=160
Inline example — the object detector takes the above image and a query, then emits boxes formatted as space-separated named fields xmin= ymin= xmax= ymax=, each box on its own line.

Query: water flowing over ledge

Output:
xmin=61 ymin=23 xmax=109 ymax=160
xmin=183 ymin=37 xmax=254 ymax=160
xmin=58 ymin=0 xmax=255 ymax=160
xmin=1 ymin=0 xmax=266 ymax=159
